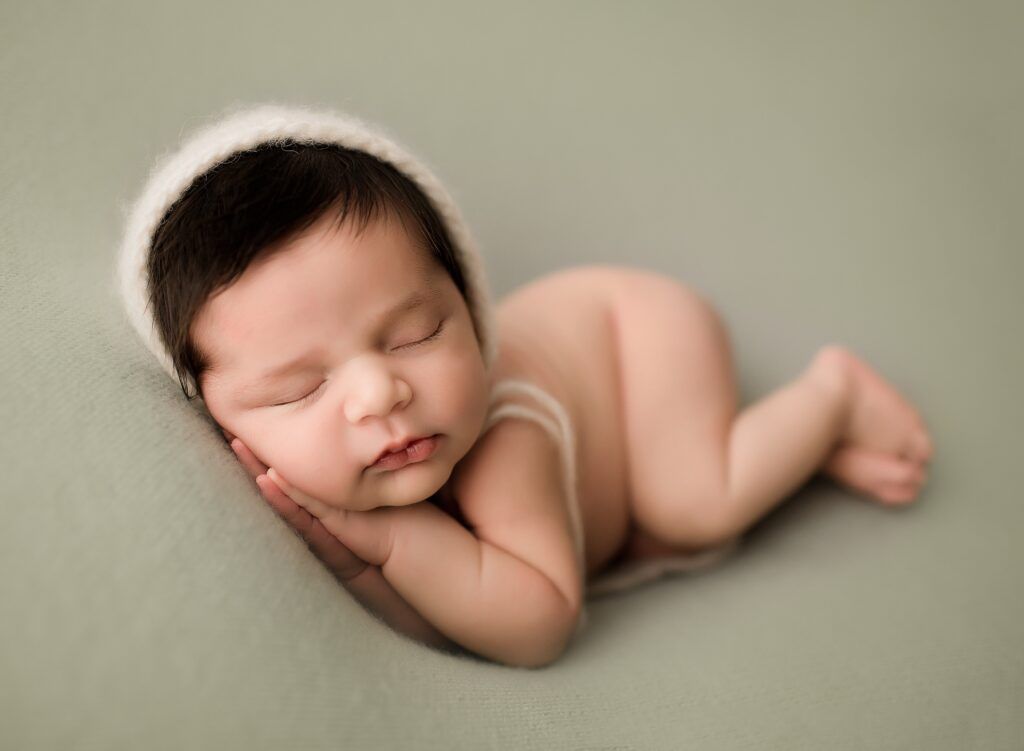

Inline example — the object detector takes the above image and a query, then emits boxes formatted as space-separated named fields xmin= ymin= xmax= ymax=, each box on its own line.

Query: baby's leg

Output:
xmin=612 ymin=272 xmax=933 ymax=551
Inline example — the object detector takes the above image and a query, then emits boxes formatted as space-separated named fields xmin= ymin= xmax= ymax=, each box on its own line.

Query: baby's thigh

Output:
xmin=609 ymin=269 xmax=739 ymax=546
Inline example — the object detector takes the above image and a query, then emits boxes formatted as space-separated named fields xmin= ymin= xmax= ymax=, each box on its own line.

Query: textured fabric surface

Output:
xmin=2 ymin=1 xmax=1022 ymax=749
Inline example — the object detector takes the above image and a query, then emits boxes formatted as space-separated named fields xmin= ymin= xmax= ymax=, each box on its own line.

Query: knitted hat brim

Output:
xmin=117 ymin=102 xmax=497 ymax=397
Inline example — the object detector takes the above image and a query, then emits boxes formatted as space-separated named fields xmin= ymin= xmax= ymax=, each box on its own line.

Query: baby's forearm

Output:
xmin=342 ymin=564 xmax=458 ymax=652
xmin=381 ymin=502 xmax=578 ymax=668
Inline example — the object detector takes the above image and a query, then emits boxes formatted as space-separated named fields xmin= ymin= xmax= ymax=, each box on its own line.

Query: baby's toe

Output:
xmin=911 ymin=426 xmax=934 ymax=464
xmin=825 ymin=446 xmax=925 ymax=505
xmin=877 ymin=481 xmax=921 ymax=505
xmin=874 ymin=452 xmax=922 ymax=485
xmin=881 ymin=459 xmax=927 ymax=505
xmin=899 ymin=429 xmax=932 ymax=466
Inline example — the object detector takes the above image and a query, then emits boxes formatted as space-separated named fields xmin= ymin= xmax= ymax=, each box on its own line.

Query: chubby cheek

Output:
xmin=266 ymin=417 xmax=355 ymax=505
xmin=440 ymin=345 xmax=491 ymax=451
xmin=225 ymin=410 xmax=353 ymax=506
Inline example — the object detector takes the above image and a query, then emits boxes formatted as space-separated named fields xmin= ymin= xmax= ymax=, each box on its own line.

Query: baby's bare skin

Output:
xmin=486 ymin=265 xmax=934 ymax=566
xmin=221 ymin=244 xmax=934 ymax=665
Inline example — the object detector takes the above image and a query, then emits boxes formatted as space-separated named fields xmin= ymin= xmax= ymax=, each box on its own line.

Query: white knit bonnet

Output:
xmin=117 ymin=102 xmax=498 ymax=397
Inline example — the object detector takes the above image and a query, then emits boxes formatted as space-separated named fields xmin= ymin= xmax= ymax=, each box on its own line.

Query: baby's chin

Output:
xmin=372 ymin=469 xmax=452 ymax=509
xmin=336 ymin=491 xmax=438 ymax=513
xmin=325 ymin=464 xmax=452 ymax=512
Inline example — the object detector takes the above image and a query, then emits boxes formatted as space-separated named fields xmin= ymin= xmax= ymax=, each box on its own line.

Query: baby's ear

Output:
xmin=221 ymin=427 xmax=236 ymax=443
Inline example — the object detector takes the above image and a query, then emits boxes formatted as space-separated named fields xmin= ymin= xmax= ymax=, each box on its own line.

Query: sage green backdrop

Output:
xmin=2 ymin=1 xmax=1021 ymax=749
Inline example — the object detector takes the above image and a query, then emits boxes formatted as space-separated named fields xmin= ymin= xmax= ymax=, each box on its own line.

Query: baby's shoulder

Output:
xmin=450 ymin=413 xmax=566 ymax=533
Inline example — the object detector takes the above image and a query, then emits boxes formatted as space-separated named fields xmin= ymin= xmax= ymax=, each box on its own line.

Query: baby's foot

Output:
xmin=835 ymin=347 xmax=933 ymax=461
xmin=818 ymin=346 xmax=934 ymax=505
xmin=822 ymin=444 xmax=927 ymax=505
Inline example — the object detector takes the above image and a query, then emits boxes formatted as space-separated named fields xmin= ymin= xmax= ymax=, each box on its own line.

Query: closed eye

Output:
xmin=276 ymin=380 xmax=326 ymax=408
xmin=273 ymin=318 xmax=447 ymax=409
xmin=397 ymin=318 xmax=446 ymax=350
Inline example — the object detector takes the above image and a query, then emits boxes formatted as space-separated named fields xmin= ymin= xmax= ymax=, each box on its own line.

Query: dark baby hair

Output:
xmin=147 ymin=141 xmax=469 ymax=401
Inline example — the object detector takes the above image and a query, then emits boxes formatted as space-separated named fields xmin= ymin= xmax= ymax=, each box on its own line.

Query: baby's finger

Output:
xmin=266 ymin=467 xmax=294 ymax=496
xmin=256 ymin=475 xmax=316 ymax=538
xmin=266 ymin=467 xmax=334 ymax=520
xmin=304 ymin=517 xmax=370 ymax=580
xmin=257 ymin=477 xmax=367 ymax=579
xmin=229 ymin=438 xmax=268 ymax=479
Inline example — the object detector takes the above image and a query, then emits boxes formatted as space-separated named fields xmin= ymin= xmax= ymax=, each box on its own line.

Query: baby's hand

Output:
xmin=263 ymin=464 xmax=396 ymax=568
xmin=223 ymin=431 xmax=368 ymax=581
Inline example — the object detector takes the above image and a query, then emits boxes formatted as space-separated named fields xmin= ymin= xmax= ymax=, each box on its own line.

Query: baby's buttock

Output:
xmin=493 ymin=264 xmax=640 ymax=576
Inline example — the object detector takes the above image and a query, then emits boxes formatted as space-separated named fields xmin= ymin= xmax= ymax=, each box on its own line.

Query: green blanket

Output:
xmin=3 ymin=1 xmax=1021 ymax=748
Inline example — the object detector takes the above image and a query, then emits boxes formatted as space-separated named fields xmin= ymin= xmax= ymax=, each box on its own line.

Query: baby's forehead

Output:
xmin=197 ymin=255 xmax=448 ymax=351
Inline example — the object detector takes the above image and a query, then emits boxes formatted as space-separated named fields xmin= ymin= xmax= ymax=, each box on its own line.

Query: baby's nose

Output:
xmin=342 ymin=358 xmax=412 ymax=423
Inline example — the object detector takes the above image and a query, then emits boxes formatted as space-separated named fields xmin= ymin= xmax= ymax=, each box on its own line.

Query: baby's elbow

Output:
xmin=504 ymin=602 xmax=581 ymax=670
xmin=518 ymin=640 xmax=569 ymax=670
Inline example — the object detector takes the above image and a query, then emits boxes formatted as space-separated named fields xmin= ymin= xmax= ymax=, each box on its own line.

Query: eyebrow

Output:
xmin=237 ymin=287 xmax=442 ymax=395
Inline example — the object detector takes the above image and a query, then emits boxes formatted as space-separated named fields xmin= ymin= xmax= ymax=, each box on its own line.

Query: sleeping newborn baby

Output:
xmin=118 ymin=104 xmax=934 ymax=668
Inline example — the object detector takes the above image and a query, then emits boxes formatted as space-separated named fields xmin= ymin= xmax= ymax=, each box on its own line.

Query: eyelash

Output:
xmin=280 ymin=318 xmax=447 ymax=408
xmin=402 ymin=317 xmax=446 ymax=350
xmin=285 ymin=381 xmax=326 ymax=409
